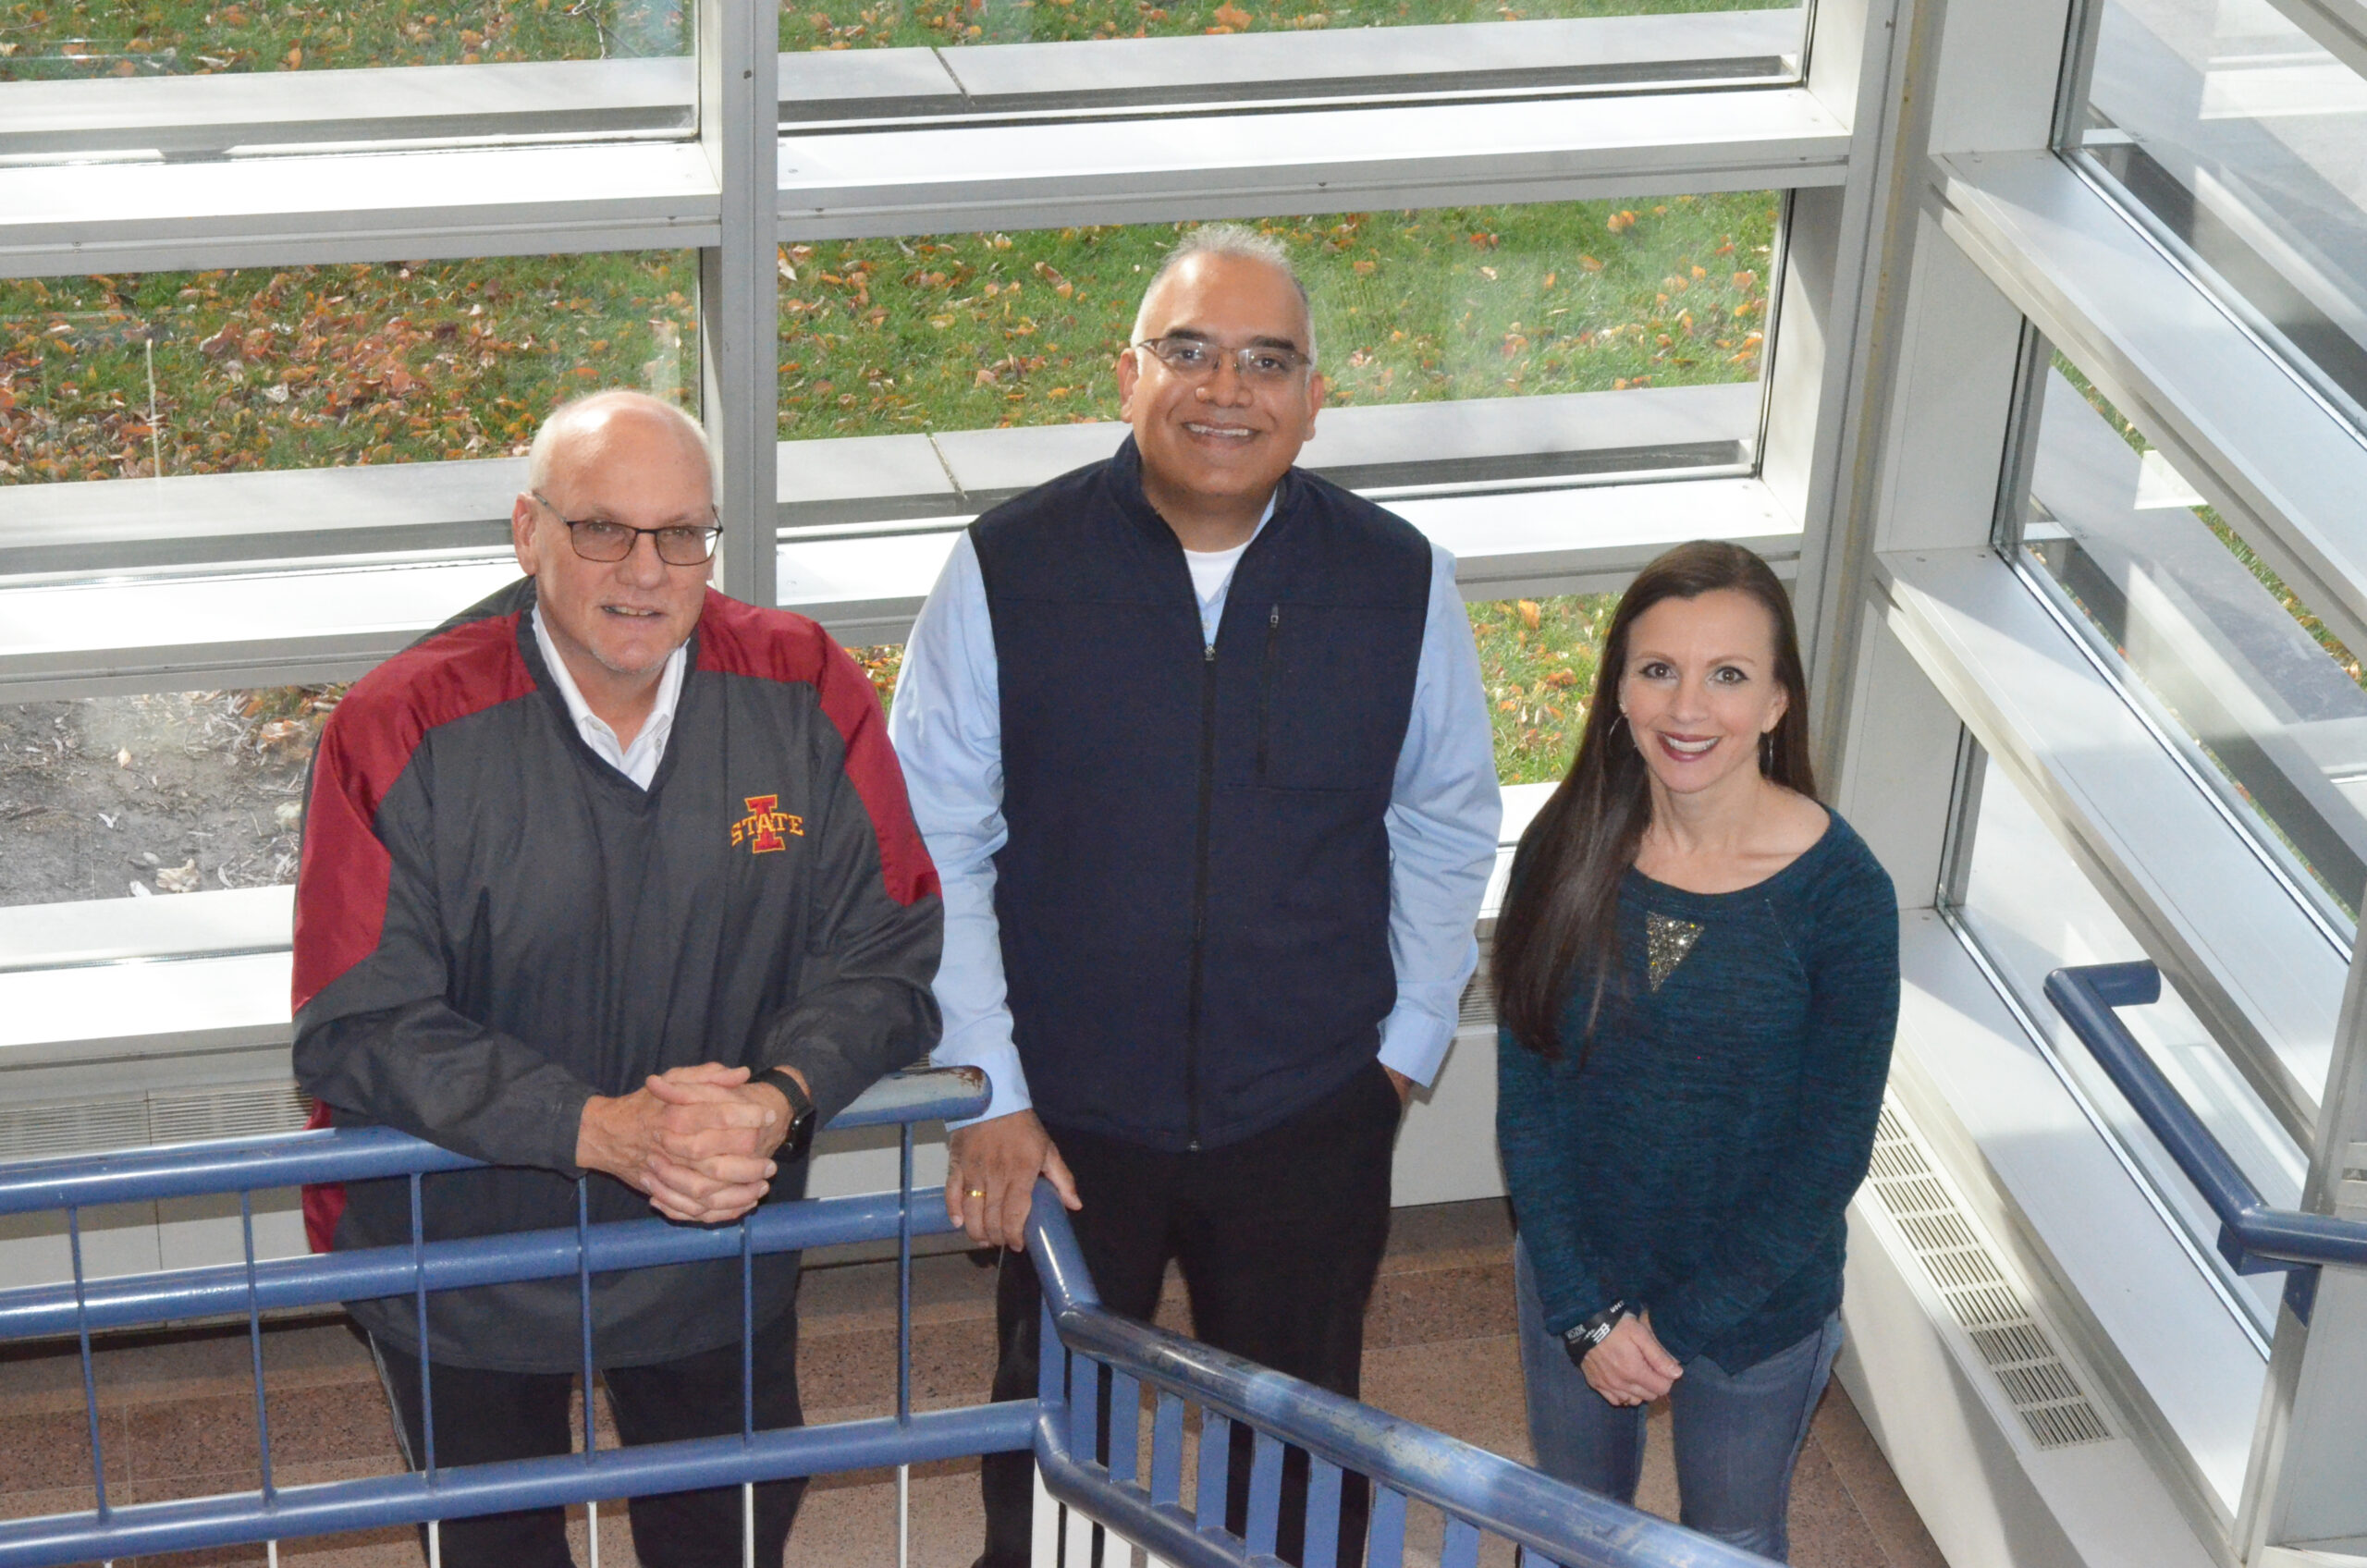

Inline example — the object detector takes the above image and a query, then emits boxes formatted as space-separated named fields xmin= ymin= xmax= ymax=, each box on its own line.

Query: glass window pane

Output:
xmin=2084 ymin=0 xmax=2367 ymax=432
xmin=0 ymin=0 xmax=690 ymax=78
xmin=1 ymin=685 xmax=337 ymax=908
xmin=0 ymin=253 xmax=696 ymax=485
xmin=786 ymin=0 xmax=1798 ymax=50
xmin=1953 ymin=747 xmax=2300 ymax=1337
xmin=778 ymin=198 xmax=1778 ymax=444
xmin=2020 ymin=351 xmax=2367 ymax=925
xmin=1473 ymin=593 xmax=1613 ymax=783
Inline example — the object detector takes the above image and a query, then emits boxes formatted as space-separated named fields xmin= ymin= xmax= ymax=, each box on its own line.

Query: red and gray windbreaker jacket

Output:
xmin=290 ymin=577 xmax=942 ymax=1373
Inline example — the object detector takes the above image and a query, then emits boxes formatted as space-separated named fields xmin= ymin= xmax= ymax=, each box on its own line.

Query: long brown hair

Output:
xmin=1492 ymin=540 xmax=1816 ymax=1057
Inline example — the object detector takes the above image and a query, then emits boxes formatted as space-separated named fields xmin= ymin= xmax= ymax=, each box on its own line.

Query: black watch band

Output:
xmin=758 ymin=1068 xmax=818 ymax=1164
xmin=1561 ymin=1300 xmax=1628 ymax=1366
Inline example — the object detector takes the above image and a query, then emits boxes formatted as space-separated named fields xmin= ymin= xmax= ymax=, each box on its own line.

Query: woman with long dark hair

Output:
xmin=1493 ymin=540 xmax=1898 ymax=1561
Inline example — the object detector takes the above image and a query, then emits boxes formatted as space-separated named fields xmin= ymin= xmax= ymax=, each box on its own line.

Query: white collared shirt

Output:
xmin=532 ymin=606 xmax=689 ymax=790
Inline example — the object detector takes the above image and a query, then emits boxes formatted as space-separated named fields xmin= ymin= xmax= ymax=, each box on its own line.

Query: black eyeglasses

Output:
xmin=1133 ymin=336 xmax=1312 ymax=383
xmin=534 ymin=491 xmax=722 ymax=567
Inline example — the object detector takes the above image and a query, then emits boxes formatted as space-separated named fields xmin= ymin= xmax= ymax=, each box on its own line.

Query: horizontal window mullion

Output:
xmin=2254 ymin=0 xmax=2367 ymax=80
xmin=779 ymin=87 xmax=1846 ymax=236
xmin=0 ymin=472 xmax=1787 ymax=699
xmin=0 ymin=57 xmax=696 ymax=160
xmin=1932 ymin=149 xmax=2367 ymax=665
xmin=0 ymin=15 xmax=1807 ymax=157
xmin=6 ymin=386 xmax=1765 ymax=576
xmin=0 ymin=143 xmax=723 ymax=278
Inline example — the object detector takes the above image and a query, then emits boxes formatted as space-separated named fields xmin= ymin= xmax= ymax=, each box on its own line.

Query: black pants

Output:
xmin=368 ymin=1317 xmax=806 ymax=1568
xmin=980 ymin=1060 xmax=1402 ymax=1568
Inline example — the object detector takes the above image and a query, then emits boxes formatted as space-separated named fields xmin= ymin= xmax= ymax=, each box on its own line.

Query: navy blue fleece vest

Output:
xmin=972 ymin=436 xmax=1431 ymax=1150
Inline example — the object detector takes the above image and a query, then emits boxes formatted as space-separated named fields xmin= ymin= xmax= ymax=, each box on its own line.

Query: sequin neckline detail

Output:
xmin=1645 ymin=911 xmax=1704 ymax=992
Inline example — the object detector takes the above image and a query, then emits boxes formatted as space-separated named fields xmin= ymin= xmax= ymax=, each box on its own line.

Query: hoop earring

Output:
xmin=1610 ymin=712 xmax=1630 ymax=744
xmin=1760 ymin=729 xmax=1775 ymax=775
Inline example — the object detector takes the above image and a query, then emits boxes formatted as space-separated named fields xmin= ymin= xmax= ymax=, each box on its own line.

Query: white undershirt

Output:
xmin=1184 ymin=541 xmax=1251 ymax=641
xmin=532 ymin=606 xmax=688 ymax=790
xmin=1181 ymin=494 xmax=1277 ymax=643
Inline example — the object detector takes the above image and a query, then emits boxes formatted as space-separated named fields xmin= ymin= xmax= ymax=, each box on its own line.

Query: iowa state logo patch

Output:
xmin=732 ymin=794 xmax=805 ymax=854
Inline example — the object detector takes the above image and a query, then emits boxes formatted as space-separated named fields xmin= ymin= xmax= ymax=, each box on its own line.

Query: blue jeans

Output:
xmin=1515 ymin=1239 xmax=1842 ymax=1562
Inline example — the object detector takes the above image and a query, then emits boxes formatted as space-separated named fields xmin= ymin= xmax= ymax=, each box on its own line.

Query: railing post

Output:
xmin=1034 ymin=1297 xmax=1064 ymax=1568
xmin=2239 ymin=938 xmax=2367 ymax=1564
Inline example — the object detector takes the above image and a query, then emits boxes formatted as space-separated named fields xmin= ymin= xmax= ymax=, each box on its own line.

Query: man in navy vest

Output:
xmin=889 ymin=227 xmax=1500 ymax=1567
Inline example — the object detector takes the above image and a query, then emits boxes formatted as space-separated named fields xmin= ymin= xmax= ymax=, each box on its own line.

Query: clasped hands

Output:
xmin=576 ymin=1062 xmax=805 ymax=1225
xmin=1582 ymin=1310 xmax=1685 ymax=1407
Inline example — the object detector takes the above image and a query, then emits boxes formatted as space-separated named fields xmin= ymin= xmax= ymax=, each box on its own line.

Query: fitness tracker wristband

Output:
xmin=1562 ymin=1300 xmax=1628 ymax=1367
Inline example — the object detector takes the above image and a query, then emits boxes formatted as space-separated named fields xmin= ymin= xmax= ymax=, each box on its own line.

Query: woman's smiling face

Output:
xmin=1616 ymin=587 xmax=1789 ymax=800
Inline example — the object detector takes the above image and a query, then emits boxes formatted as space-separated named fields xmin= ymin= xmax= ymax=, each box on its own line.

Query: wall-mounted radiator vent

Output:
xmin=1458 ymin=944 xmax=1496 ymax=1030
xmin=150 ymin=1084 xmax=313 ymax=1145
xmin=0 ymin=1084 xmax=314 ymax=1165
xmin=0 ymin=1096 xmax=153 ymax=1163
xmin=1867 ymin=1103 xmax=2114 ymax=1451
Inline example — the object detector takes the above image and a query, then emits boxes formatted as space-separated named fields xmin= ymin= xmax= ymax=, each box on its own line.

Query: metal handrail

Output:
xmin=2043 ymin=962 xmax=2367 ymax=1318
xmin=0 ymin=1064 xmax=1000 ymax=1568
xmin=0 ymin=1069 xmax=1787 ymax=1568
xmin=1024 ymin=1180 xmax=1777 ymax=1568
xmin=0 ymin=1064 xmax=987 ymax=1216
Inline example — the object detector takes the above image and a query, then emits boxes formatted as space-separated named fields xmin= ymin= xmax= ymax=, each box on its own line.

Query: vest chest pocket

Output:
xmin=1255 ymin=601 xmax=1421 ymax=792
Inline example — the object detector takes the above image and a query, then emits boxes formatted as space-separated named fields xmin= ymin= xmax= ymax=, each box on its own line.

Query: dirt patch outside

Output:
xmin=0 ymin=688 xmax=337 ymax=907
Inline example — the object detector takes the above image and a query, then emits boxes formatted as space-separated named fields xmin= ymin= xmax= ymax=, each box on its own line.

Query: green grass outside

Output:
xmin=779 ymin=200 xmax=1775 ymax=436
xmin=0 ymin=254 xmax=700 ymax=480
xmin=0 ymin=196 xmax=1772 ymax=478
xmin=794 ymin=0 xmax=1786 ymax=55
xmin=1 ymin=0 xmax=1790 ymax=75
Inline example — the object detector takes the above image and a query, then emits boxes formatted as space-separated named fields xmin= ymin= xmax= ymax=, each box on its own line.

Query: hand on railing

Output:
xmin=1020 ymin=1180 xmax=1781 ymax=1568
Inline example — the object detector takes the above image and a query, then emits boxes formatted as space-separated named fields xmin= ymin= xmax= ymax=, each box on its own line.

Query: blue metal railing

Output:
xmin=0 ymin=1072 xmax=1781 ymax=1568
xmin=1024 ymin=1182 xmax=1776 ymax=1568
xmin=2044 ymin=960 xmax=2367 ymax=1323
xmin=0 ymin=1065 xmax=1018 ymax=1568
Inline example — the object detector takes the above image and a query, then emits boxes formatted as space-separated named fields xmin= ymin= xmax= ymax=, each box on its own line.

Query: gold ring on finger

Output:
xmin=967 ymin=1187 xmax=987 ymax=1198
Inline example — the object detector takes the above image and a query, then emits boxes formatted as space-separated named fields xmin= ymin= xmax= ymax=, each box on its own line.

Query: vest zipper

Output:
xmin=1185 ymin=639 xmax=1218 ymax=1151
xmin=1257 ymin=605 xmax=1280 ymax=782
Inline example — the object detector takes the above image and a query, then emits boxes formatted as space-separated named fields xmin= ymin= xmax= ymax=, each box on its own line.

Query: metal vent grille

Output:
xmin=0 ymin=1096 xmax=153 ymax=1163
xmin=0 ymin=1084 xmax=314 ymax=1165
xmin=1458 ymin=945 xmax=1495 ymax=1030
xmin=150 ymin=1084 xmax=313 ymax=1145
xmin=1867 ymin=1104 xmax=2113 ymax=1450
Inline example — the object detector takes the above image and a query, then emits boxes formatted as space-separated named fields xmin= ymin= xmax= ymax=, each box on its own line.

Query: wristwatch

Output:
xmin=1562 ymin=1300 xmax=1628 ymax=1367
xmin=757 ymin=1067 xmax=818 ymax=1164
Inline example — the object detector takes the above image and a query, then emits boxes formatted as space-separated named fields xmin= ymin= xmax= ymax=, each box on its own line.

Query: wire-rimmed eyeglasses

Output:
xmin=533 ymin=491 xmax=722 ymax=567
xmin=1132 ymin=336 xmax=1313 ymax=383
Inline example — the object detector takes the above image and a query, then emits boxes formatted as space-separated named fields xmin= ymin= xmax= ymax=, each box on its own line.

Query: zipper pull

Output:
xmin=1205 ymin=643 xmax=1217 ymax=663
xmin=1269 ymin=605 xmax=1280 ymax=629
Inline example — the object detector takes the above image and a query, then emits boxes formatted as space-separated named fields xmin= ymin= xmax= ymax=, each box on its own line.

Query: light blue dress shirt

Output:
xmin=888 ymin=500 xmax=1503 ymax=1127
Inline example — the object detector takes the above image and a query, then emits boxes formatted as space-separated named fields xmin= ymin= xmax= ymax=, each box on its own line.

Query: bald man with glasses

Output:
xmin=292 ymin=389 xmax=943 ymax=1568
xmin=890 ymin=227 xmax=1501 ymax=1568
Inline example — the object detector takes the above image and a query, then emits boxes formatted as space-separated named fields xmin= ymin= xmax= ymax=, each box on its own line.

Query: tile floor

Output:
xmin=0 ymin=1200 xmax=1946 ymax=1568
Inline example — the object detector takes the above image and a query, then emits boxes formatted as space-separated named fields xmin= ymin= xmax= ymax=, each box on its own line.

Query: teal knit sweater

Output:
xmin=1496 ymin=812 xmax=1899 ymax=1371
